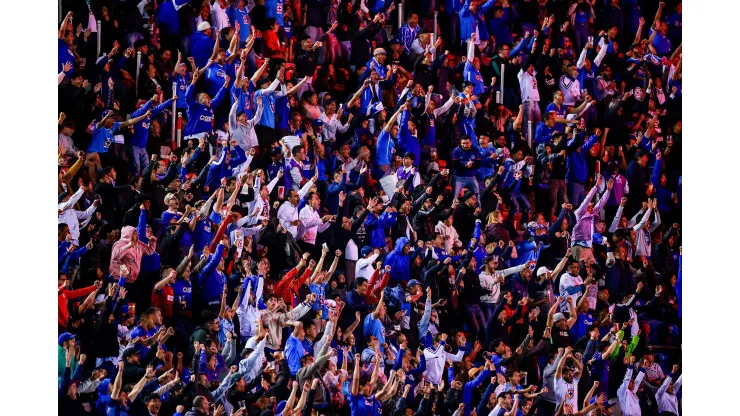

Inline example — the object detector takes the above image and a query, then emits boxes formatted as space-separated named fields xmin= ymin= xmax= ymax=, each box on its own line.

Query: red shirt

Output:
xmin=151 ymin=285 xmax=174 ymax=320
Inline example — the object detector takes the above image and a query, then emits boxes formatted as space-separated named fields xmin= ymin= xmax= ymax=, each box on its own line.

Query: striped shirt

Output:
xmin=397 ymin=23 xmax=420 ymax=53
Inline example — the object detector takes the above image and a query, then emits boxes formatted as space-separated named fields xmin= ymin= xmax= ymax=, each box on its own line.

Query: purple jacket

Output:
xmin=572 ymin=186 xmax=610 ymax=247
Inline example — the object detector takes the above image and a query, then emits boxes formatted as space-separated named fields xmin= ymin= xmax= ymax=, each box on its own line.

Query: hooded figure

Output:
xmin=109 ymin=226 xmax=157 ymax=284
xmin=384 ymin=237 xmax=412 ymax=283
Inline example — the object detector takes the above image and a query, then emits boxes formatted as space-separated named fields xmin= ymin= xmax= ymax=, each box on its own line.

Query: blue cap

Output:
xmin=58 ymin=332 xmax=76 ymax=345
xmin=407 ymin=279 xmax=421 ymax=287
xmin=361 ymin=246 xmax=374 ymax=257
xmin=276 ymin=400 xmax=287 ymax=415
xmin=101 ymin=109 xmax=113 ymax=119
xmin=312 ymin=119 xmax=324 ymax=127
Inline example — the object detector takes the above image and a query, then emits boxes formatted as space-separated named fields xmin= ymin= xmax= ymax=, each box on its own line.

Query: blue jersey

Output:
xmin=192 ymin=219 xmax=213 ymax=252
xmin=464 ymin=61 xmax=485 ymax=96
xmin=309 ymin=282 xmax=328 ymax=318
xmin=130 ymin=99 xmax=173 ymax=148
xmin=172 ymin=73 xmax=190 ymax=109
xmin=452 ymin=146 xmax=482 ymax=177
xmin=172 ymin=279 xmax=193 ymax=313
xmin=88 ymin=122 xmax=120 ymax=154
xmin=264 ymin=0 xmax=285 ymax=26
xmin=284 ymin=20 xmax=293 ymax=41
xmin=106 ymin=400 xmax=131 ymax=416
xmin=231 ymin=81 xmax=255 ymax=119
xmin=58 ymin=39 xmax=75 ymax=73
xmin=184 ymin=84 xmax=227 ymax=136
xmin=229 ymin=6 xmax=251 ymax=42
xmin=570 ymin=312 xmax=594 ymax=341
xmin=545 ymin=103 xmax=567 ymax=133
xmin=254 ymin=88 xmax=279 ymax=128
xmin=275 ymin=95 xmax=290 ymax=129
xmin=205 ymin=64 xmax=228 ymax=97
xmin=348 ymin=393 xmax=377 ymax=416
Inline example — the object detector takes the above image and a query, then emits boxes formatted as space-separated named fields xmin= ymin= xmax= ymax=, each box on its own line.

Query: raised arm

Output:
xmin=59 ymin=11 xmax=72 ymax=39
xmin=351 ymin=353 xmax=361 ymax=396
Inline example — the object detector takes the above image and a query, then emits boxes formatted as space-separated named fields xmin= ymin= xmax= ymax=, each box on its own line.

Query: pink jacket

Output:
xmin=109 ymin=226 xmax=157 ymax=283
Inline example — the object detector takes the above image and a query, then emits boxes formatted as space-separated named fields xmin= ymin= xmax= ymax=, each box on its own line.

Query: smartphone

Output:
xmin=277 ymin=186 xmax=285 ymax=199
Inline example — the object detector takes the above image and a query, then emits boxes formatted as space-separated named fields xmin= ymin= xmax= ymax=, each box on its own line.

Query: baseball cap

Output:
xmin=276 ymin=400 xmax=287 ymax=415
xmin=371 ymin=102 xmax=385 ymax=116
xmin=58 ymin=332 xmax=76 ymax=345
xmin=373 ymin=48 xmax=387 ymax=56
xmin=536 ymin=267 xmax=550 ymax=277
xmin=197 ymin=22 xmax=211 ymax=32
xmin=407 ymin=279 xmax=421 ymax=287
xmin=163 ymin=193 xmax=176 ymax=205
xmin=553 ymin=312 xmax=566 ymax=322
xmin=122 ymin=348 xmax=141 ymax=359
xmin=311 ymin=119 xmax=324 ymax=127
xmin=361 ymin=246 xmax=374 ymax=257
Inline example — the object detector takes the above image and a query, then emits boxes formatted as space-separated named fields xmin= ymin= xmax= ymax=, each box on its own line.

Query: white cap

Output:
xmin=373 ymin=48 xmax=387 ymax=56
xmin=197 ymin=21 xmax=211 ymax=32
xmin=536 ymin=266 xmax=550 ymax=277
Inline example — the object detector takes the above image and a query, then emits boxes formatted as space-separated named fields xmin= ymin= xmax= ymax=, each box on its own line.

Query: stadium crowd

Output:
xmin=57 ymin=0 xmax=682 ymax=415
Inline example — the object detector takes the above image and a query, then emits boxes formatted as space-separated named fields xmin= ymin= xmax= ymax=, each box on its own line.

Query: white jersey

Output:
xmin=423 ymin=342 xmax=464 ymax=385
xmin=518 ymin=69 xmax=540 ymax=102
xmin=559 ymin=75 xmax=582 ymax=106
xmin=554 ymin=376 xmax=580 ymax=414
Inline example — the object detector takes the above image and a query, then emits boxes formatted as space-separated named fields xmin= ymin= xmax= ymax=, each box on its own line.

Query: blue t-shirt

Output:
xmin=285 ymin=334 xmax=306 ymax=375
xmin=88 ymin=122 xmax=120 ymax=154
xmin=363 ymin=314 xmax=385 ymax=348
xmin=348 ymin=393 xmax=377 ymax=416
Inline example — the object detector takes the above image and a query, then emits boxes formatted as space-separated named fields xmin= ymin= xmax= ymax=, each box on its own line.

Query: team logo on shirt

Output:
xmin=104 ymin=138 xmax=112 ymax=148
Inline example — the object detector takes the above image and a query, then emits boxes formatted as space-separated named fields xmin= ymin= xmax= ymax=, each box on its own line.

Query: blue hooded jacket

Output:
xmin=384 ymin=237 xmax=412 ymax=283
xmin=190 ymin=31 xmax=216 ymax=68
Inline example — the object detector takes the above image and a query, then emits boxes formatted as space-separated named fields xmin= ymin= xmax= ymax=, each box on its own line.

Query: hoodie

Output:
xmin=109 ymin=226 xmax=157 ymax=284
xmin=384 ymin=237 xmax=412 ymax=283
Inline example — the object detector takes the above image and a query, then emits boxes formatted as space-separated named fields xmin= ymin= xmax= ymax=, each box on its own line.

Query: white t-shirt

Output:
xmin=554 ymin=376 xmax=580 ymax=414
